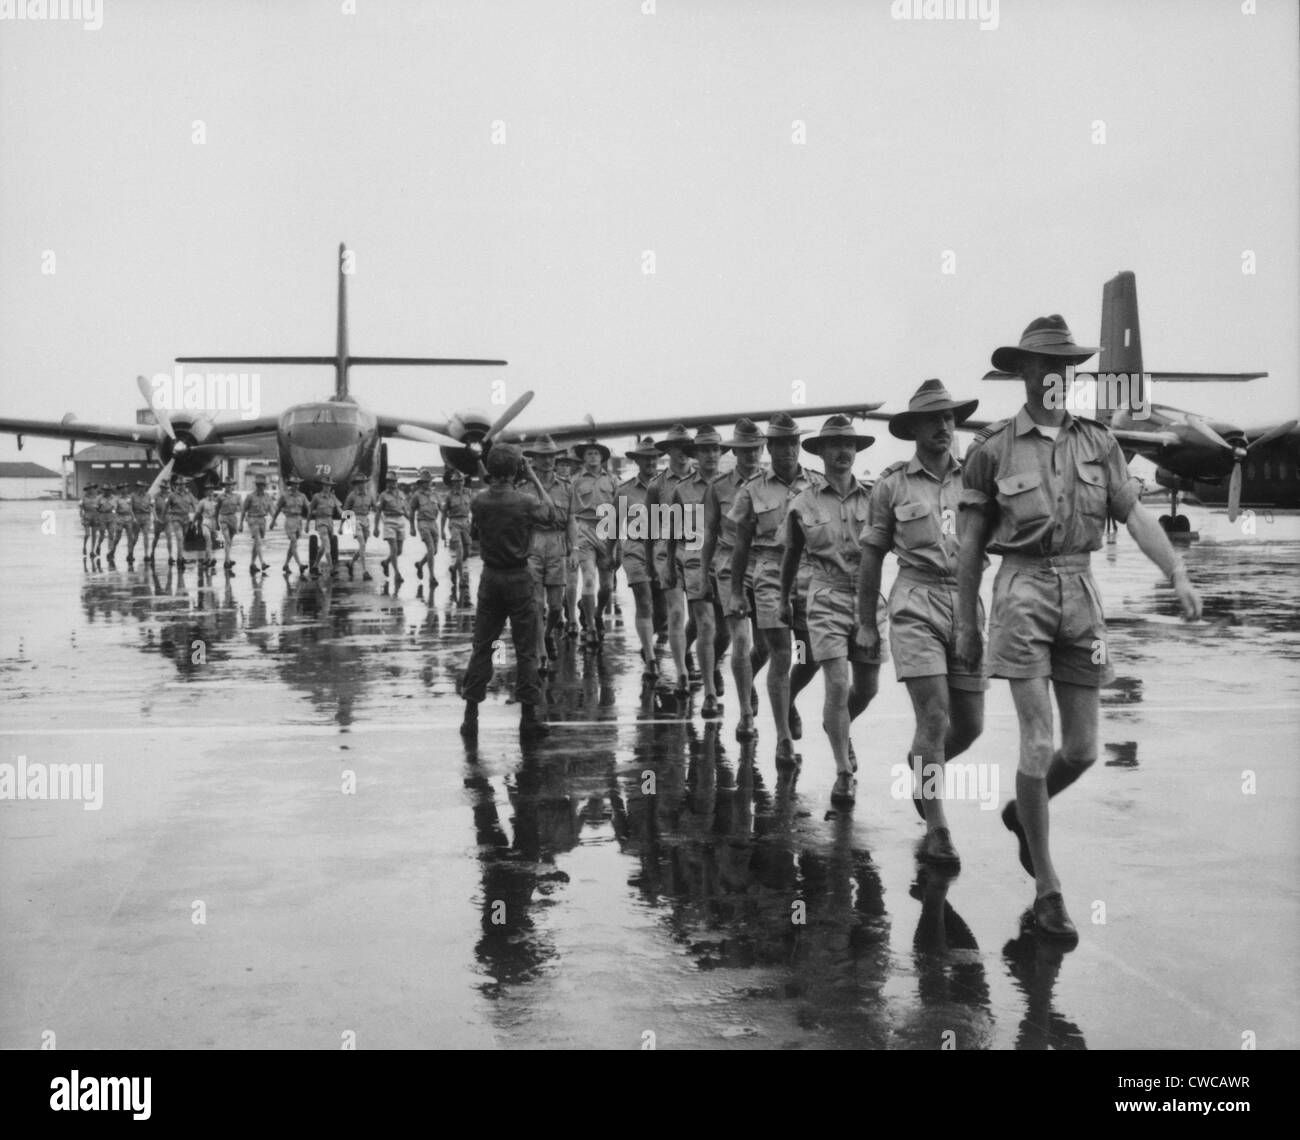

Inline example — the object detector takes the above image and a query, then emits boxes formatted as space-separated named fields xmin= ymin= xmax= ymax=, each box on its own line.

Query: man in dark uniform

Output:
xmin=459 ymin=445 xmax=559 ymax=738
xmin=859 ymin=380 xmax=986 ymax=867
xmin=956 ymin=315 xmax=1202 ymax=941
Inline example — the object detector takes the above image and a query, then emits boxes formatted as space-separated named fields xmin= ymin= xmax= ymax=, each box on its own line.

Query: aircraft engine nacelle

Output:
xmin=440 ymin=409 xmax=494 ymax=477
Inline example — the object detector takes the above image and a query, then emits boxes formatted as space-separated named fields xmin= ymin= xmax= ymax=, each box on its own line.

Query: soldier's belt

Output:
xmin=999 ymin=552 xmax=1091 ymax=576
xmin=896 ymin=566 xmax=957 ymax=586
xmin=809 ymin=570 xmax=856 ymax=592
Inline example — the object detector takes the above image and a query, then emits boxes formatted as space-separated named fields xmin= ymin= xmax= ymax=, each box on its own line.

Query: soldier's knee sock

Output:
xmin=1046 ymin=749 xmax=1094 ymax=798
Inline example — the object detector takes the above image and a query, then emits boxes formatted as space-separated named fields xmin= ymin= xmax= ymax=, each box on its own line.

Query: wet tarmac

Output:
xmin=1 ymin=500 xmax=1297 ymax=1050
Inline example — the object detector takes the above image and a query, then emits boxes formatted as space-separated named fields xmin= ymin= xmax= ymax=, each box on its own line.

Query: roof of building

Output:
xmin=74 ymin=444 xmax=153 ymax=462
xmin=0 ymin=461 xmax=62 ymax=479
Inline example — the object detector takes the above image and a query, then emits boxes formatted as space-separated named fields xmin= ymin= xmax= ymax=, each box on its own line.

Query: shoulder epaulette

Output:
xmin=878 ymin=460 xmax=908 ymax=479
xmin=968 ymin=418 xmax=1011 ymax=448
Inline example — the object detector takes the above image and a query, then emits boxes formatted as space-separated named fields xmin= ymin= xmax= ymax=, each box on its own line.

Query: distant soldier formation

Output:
xmin=71 ymin=312 xmax=1205 ymax=942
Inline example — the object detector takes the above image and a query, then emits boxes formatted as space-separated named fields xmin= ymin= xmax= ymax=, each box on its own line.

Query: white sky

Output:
xmin=1 ymin=0 xmax=1296 ymax=475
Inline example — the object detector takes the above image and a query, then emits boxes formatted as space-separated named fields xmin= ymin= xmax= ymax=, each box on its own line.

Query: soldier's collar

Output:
xmin=1014 ymin=406 xmax=1076 ymax=437
xmin=906 ymin=453 xmax=961 ymax=479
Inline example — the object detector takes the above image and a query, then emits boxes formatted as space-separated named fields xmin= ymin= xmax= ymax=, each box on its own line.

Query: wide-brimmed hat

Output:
xmin=692 ymin=424 xmax=723 ymax=449
xmin=384 ymin=471 xmax=398 ymax=481
xmin=285 ymin=474 xmax=302 ymax=484
xmin=572 ymin=437 xmax=611 ymax=462
xmin=625 ymin=437 xmax=660 ymax=460
xmin=655 ymin=424 xmax=695 ymax=454
xmin=524 ymin=433 xmax=564 ymax=458
xmin=253 ymin=474 xmax=268 ymax=483
xmin=222 ymin=477 xmax=237 ymax=486
xmin=352 ymin=472 xmax=369 ymax=483
xmin=445 ymin=468 xmax=465 ymax=483
xmin=721 ymin=418 xmax=764 ymax=450
xmin=888 ymin=379 xmax=980 ymax=440
xmin=766 ymin=412 xmax=805 ymax=440
xmin=416 ymin=468 xmax=433 ymax=483
xmin=991 ymin=314 xmax=1099 ymax=374
xmin=801 ymin=414 xmax=875 ymax=455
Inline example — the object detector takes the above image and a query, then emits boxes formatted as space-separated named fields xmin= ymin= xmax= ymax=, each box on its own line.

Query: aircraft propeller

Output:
xmin=394 ymin=391 xmax=536 ymax=459
xmin=1186 ymin=414 xmax=1298 ymax=521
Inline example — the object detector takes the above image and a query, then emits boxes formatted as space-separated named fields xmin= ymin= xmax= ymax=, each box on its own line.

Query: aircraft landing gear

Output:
xmin=1158 ymin=489 xmax=1197 ymax=541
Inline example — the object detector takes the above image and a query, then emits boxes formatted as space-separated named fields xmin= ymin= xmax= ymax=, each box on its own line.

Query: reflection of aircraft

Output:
xmin=1 ymin=244 xmax=881 ymax=495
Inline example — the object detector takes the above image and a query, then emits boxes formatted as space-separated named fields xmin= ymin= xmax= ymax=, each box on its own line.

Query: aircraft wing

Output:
xmin=980 ymin=370 xmax=1267 ymax=383
xmin=1240 ymin=423 xmax=1300 ymax=454
xmin=197 ymin=414 xmax=282 ymax=439
xmin=377 ymin=403 xmax=884 ymax=446
xmin=0 ymin=415 xmax=160 ymax=447
xmin=856 ymin=410 xmax=1179 ymax=458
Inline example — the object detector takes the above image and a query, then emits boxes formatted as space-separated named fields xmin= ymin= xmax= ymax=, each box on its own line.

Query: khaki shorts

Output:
xmin=682 ymin=556 xmax=711 ymax=602
xmin=381 ymin=517 xmax=404 ymax=542
xmin=447 ymin=520 xmax=471 ymax=560
xmin=805 ymin=581 xmax=889 ymax=665
xmin=620 ymin=538 xmax=652 ymax=587
xmin=987 ymin=555 xmax=1113 ymax=686
xmin=752 ymin=553 xmax=804 ymax=631
xmin=247 ymin=518 xmax=267 ymax=539
xmin=284 ymin=519 xmax=303 ymax=540
xmin=529 ymin=529 xmax=569 ymax=589
xmin=888 ymin=575 xmax=989 ymax=691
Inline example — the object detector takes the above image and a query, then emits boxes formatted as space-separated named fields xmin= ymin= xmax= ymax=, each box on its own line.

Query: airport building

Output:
xmin=0 ymin=461 xmax=63 ymax=500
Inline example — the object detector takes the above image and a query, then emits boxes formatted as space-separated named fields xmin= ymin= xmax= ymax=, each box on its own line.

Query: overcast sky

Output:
xmin=1 ymin=0 xmax=1296 ymax=475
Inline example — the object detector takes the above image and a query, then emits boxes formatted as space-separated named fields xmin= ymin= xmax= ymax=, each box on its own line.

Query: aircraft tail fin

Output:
xmin=1097 ymin=271 xmax=1144 ymax=425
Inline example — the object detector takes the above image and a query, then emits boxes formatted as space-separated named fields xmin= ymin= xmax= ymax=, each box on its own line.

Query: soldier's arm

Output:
xmin=699 ymin=484 xmax=721 ymax=574
xmin=729 ymin=509 xmax=755 ymax=608
xmin=664 ymin=486 xmax=682 ymax=581
xmin=1126 ymin=504 xmax=1202 ymax=619
xmin=857 ymin=479 xmax=894 ymax=630
xmin=779 ymin=509 xmax=804 ymax=607
xmin=857 ymin=544 xmax=885 ymax=632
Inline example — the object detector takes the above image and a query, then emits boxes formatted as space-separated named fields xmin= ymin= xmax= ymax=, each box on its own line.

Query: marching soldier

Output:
xmin=859 ymin=380 xmax=986 ymax=867
xmin=728 ymin=412 xmax=820 ymax=769
xmin=164 ymin=478 xmax=197 ymax=567
xmin=441 ymin=469 xmax=474 ymax=604
xmin=700 ymin=419 xmax=766 ymax=739
xmin=105 ymin=484 xmax=131 ymax=566
xmin=216 ymin=478 xmax=242 ymax=573
xmin=307 ymin=481 xmax=343 ymax=578
xmin=568 ymin=437 xmax=619 ymax=648
xmin=270 ymin=474 xmax=310 ymax=575
xmin=126 ymin=481 xmax=153 ymax=566
xmin=617 ymin=438 xmax=660 ymax=680
xmin=375 ymin=472 xmax=408 ymax=587
xmin=781 ymin=415 xmax=885 ymax=806
xmin=667 ymin=425 xmax=725 ymax=717
xmin=554 ymin=452 xmax=583 ymax=634
xmin=520 ymin=436 xmax=575 ymax=670
xmin=956 ymin=315 xmax=1202 ymax=941
xmin=344 ymin=472 xmax=378 ymax=580
xmin=239 ymin=474 xmax=274 ymax=576
xmin=149 ymin=480 xmax=170 ymax=564
xmin=459 ymin=445 xmax=559 ymax=738
xmin=79 ymin=484 xmax=98 ymax=557
xmin=408 ymin=470 xmax=442 ymax=589
xmin=94 ymin=485 xmax=114 ymax=559
xmin=646 ymin=424 xmax=697 ymax=687
xmin=197 ymin=484 xmax=221 ymax=568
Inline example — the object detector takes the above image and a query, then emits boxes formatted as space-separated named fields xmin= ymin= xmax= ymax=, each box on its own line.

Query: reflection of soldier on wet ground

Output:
xmin=459 ymin=444 xmax=558 ymax=738
xmin=781 ymin=415 xmax=884 ymax=806
xmin=957 ymin=315 xmax=1203 ymax=942
xmin=859 ymin=381 xmax=987 ymax=867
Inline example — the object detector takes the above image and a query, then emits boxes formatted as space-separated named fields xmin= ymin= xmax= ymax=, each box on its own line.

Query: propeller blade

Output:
xmin=188 ymin=442 xmax=266 ymax=459
xmin=395 ymin=424 xmax=466 ymax=449
xmin=1246 ymin=419 xmax=1298 ymax=451
xmin=137 ymin=375 xmax=175 ymax=440
xmin=147 ymin=459 xmax=175 ymax=497
xmin=483 ymin=390 xmax=535 ymax=444
xmin=1186 ymin=414 xmax=1233 ymax=453
xmin=1227 ymin=463 xmax=1243 ymax=523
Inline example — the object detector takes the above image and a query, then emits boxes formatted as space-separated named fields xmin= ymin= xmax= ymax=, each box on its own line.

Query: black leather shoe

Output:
xmin=775 ymin=739 xmax=799 ymax=771
xmin=830 ymin=772 xmax=856 ymax=806
xmin=735 ymin=718 xmax=757 ymax=742
xmin=701 ymin=695 xmax=721 ymax=720
xmin=918 ymin=827 xmax=961 ymax=868
xmin=1002 ymin=801 xmax=1035 ymax=876
xmin=1031 ymin=891 xmax=1079 ymax=942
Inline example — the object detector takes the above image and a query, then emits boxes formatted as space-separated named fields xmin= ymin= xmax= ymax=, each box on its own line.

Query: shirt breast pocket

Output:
xmin=995 ymin=470 xmax=1051 ymax=536
xmin=1076 ymin=458 xmax=1108 ymax=520
xmin=800 ymin=516 xmax=832 ymax=554
xmin=754 ymin=503 xmax=782 ymax=541
xmin=894 ymin=499 xmax=939 ymax=550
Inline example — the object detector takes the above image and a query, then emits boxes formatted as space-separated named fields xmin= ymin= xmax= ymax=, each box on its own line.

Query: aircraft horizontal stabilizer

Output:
xmin=347 ymin=356 xmax=506 ymax=367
